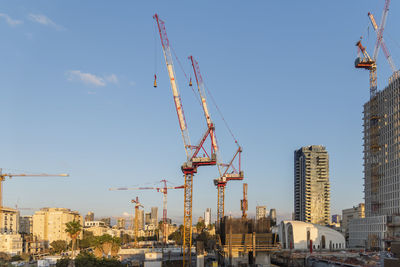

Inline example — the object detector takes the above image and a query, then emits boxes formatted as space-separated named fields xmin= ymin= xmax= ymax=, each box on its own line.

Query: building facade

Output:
xmin=342 ymin=203 xmax=365 ymax=235
xmin=363 ymin=76 xmax=400 ymax=217
xmin=294 ymin=145 xmax=330 ymax=225
xmin=32 ymin=208 xmax=82 ymax=245
xmin=85 ymin=211 xmax=94 ymax=222
xmin=0 ymin=207 xmax=20 ymax=234
xmin=151 ymin=207 xmax=158 ymax=226
xmin=204 ymin=208 xmax=211 ymax=227
xmin=0 ymin=233 xmax=23 ymax=255
xmin=117 ymin=217 xmax=126 ymax=229
xmin=19 ymin=215 xmax=33 ymax=235
xmin=256 ymin=206 xmax=267 ymax=220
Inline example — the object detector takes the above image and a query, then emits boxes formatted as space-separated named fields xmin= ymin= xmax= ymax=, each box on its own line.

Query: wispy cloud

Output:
xmin=28 ymin=14 xmax=64 ymax=30
xmin=66 ymin=70 xmax=119 ymax=88
xmin=0 ymin=13 xmax=23 ymax=26
xmin=66 ymin=70 xmax=106 ymax=87
xmin=105 ymin=74 xmax=118 ymax=84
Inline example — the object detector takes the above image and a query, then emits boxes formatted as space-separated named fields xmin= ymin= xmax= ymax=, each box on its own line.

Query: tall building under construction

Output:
xmin=363 ymin=76 xmax=400 ymax=217
xmin=294 ymin=145 xmax=330 ymax=225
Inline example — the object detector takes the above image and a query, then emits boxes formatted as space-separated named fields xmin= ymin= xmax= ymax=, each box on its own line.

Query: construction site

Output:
xmin=2 ymin=1 xmax=400 ymax=267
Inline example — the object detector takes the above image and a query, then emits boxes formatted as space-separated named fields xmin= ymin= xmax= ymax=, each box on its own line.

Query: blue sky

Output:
xmin=1 ymin=1 xmax=400 ymax=224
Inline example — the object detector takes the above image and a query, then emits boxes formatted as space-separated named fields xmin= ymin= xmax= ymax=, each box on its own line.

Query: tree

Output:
xmin=93 ymin=234 xmax=121 ymax=258
xmin=79 ymin=230 xmax=95 ymax=249
xmin=196 ymin=220 xmax=206 ymax=233
xmin=168 ymin=224 xmax=184 ymax=245
xmin=65 ymin=219 xmax=82 ymax=257
xmin=50 ymin=240 xmax=68 ymax=254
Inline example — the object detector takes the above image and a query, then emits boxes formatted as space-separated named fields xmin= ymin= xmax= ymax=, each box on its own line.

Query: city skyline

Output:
xmin=2 ymin=1 xmax=399 ymax=223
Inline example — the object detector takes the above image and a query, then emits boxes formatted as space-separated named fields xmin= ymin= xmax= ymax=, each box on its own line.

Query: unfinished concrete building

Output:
xmin=363 ymin=75 xmax=400 ymax=217
xmin=217 ymin=217 xmax=279 ymax=266
xmin=294 ymin=145 xmax=330 ymax=225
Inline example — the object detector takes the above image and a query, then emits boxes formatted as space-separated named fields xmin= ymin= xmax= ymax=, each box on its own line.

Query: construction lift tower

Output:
xmin=110 ymin=180 xmax=184 ymax=244
xmin=0 ymin=169 xmax=69 ymax=232
xmin=354 ymin=0 xmax=392 ymax=216
xmin=153 ymin=14 xmax=217 ymax=266
xmin=131 ymin=197 xmax=144 ymax=247
xmin=188 ymin=56 xmax=244 ymax=224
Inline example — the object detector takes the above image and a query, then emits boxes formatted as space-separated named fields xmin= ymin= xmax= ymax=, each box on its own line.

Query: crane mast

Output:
xmin=131 ymin=197 xmax=143 ymax=247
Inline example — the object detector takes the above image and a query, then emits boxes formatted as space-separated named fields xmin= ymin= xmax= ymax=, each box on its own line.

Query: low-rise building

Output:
xmin=279 ymin=221 xmax=345 ymax=250
xmin=84 ymin=221 xmax=106 ymax=228
xmin=349 ymin=215 xmax=400 ymax=249
xmin=0 ymin=233 xmax=23 ymax=255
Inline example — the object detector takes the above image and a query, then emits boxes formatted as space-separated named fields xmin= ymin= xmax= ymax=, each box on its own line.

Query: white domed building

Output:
xmin=278 ymin=221 xmax=345 ymax=250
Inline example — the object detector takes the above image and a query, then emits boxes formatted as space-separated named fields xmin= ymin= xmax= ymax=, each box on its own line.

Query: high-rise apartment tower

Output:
xmin=294 ymin=145 xmax=330 ymax=225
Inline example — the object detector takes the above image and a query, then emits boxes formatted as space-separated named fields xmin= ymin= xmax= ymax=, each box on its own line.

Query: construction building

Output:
xmin=256 ymin=206 xmax=267 ymax=220
xmin=204 ymin=208 xmax=211 ymax=227
xmin=32 ymin=208 xmax=82 ymax=246
xmin=349 ymin=75 xmax=400 ymax=249
xmin=0 ymin=207 xmax=20 ymax=234
xmin=294 ymin=145 xmax=330 ymax=225
xmin=217 ymin=216 xmax=279 ymax=266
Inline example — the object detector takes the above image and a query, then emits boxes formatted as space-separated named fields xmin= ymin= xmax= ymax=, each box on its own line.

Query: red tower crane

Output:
xmin=131 ymin=197 xmax=143 ymax=247
xmin=188 ymin=56 xmax=244 ymax=223
xmin=110 ymin=180 xmax=184 ymax=244
xmin=153 ymin=14 xmax=217 ymax=265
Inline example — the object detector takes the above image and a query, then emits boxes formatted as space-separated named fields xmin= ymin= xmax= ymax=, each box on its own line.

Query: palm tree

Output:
xmin=65 ymin=220 xmax=82 ymax=258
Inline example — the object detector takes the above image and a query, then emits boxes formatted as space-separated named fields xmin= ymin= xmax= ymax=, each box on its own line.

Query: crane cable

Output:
xmin=203 ymin=81 xmax=240 ymax=148
xmin=170 ymin=47 xmax=203 ymax=107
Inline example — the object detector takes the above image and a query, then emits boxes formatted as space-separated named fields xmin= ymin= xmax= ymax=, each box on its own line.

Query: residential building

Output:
xmin=0 ymin=207 xmax=20 ymax=234
xmin=204 ymin=208 xmax=211 ymax=227
xmin=100 ymin=217 xmax=111 ymax=227
xmin=332 ymin=214 xmax=341 ymax=224
xmin=145 ymin=212 xmax=151 ymax=225
xmin=151 ymin=207 xmax=158 ymax=226
xmin=294 ymin=145 xmax=330 ymax=225
xmin=84 ymin=221 xmax=106 ymax=228
xmin=137 ymin=209 xmax=144 ymax=230
xmin=0 ymin=233 xmax=23 ymax=255
xmin=269 ymin=209 xmax=277 ymax=226
xmin=32 ymin=208 xmax=82 ymax=246
xmin=85 ymin=211 xmax=94 ymax=222
xmin=256 ymin=206 xmax=267 ymax=220
xmin=19 ymin=215 xmax=33 ymax=234
xmin=117 ymin=217 xmax=126 ymax=229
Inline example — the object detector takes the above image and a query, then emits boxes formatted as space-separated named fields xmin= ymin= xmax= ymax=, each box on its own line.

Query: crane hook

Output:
xmin=153 ymin=74 xmax=157 ymax=88
xmin=189 ymin=77 xmax=192 ymax=87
